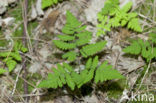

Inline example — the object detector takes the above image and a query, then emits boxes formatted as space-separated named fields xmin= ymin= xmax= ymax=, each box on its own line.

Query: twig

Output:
xmin=11 ymin=90 xmax=47 ymax=98
xmin=0 ymin=37 xmax=50 ymax=45
xmin=22 ymin=0 xmax=29 ymax=101
xmin=138 ymin=13 xmax=156 ymax=25
xmin=114 ymin=51 xmax=120 ymax=69
xmin=138 ymin=59 xmax=151 ymax=90
xmin=11 ymin=60 xmax=26 ymax=96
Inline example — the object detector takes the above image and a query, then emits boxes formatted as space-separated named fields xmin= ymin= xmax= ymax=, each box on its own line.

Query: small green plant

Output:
xmin=38 ymin=10 xmax=124 ymax=91
xmin=97 ymin=0 xmax=142 ymax=36
xmin=42 ymin=0 xmax=63 ymax=9
xmin=0 ymin=42 xmax=28 ymax=74
xmin=53 ymin=11 xmax=107 ymax=61
xmin=38 ymin=56 xmax=124 ymax=90
xmin=123 ymin=33 xmax=156 ymax=62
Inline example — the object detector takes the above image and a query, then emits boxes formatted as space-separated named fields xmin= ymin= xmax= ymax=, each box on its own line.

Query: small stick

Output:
xmin=22 ymin=0 xmax=29 ymax=101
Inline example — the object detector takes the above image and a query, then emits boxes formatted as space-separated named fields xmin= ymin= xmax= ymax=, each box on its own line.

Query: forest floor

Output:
xmin=0 ymin=0 xmax=156 ymax=103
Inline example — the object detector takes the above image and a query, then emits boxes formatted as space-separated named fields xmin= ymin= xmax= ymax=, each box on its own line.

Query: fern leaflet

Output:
xmin=42 ymin=0 xmax=63 ymax=9
xmin=80 ymin=41 xmax=107 ymax=58
xmin=123 ymin=38 xmax=156 ymax=62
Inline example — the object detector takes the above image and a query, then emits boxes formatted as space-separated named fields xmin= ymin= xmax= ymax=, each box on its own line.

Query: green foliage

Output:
xmin=38 ymin=56 xmax=124 ymax=90
xmin=53 ymin=11 xmax=106 ymax=61
xmin=80 ymin=41 xmax=107 ymax=57
xmin=42 ymin=0 xmax=62 ymax=9
xmin=0 ymin=68 xmax=7 ymax=74
xmin=123 ymin=34 xmax=156 ymax=61
xmin=97 ymin=0 xmax=142 ymax=36
xmin=0 ymin=42 xmax=28 ymax=74
xmin=62 ymin=51 xmax=78 ymax=61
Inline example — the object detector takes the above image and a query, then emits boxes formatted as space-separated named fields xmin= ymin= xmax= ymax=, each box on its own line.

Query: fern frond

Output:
xmin=123 ymin=40 xmax=141 ymax=55
xmin=77 ymin=56 xmax=99 ymax=88
xmin=0 ymin=52 xmax=21 ymax=61
xmin=141 ymin=41 xmax=153 ymax=61
xmin=62 ymin=51 xmax=77 ymax=61
xmin=53 ymin=40 xmax=76 ymax=50
xmin=97 ymin=0 xmax=142 ymax=36
xmin=85 ymin=57 xmax=92 ymax=69
xmin=121 ymin=2 xmax=132 ymax=13
xmin=128 ymin=18 xmax=142 ymax=32
xmin=80 ymin=41 xmax=107 ymax=57
xmin=38 ymin=73 xmax=57 ymax=88
xmin=0 ymin=68 xmax=7 ymax=74
xmin=38 ymin=63 xmax=76 ymax=90
xmin=149 ymin=33 xmax=156 ymax=43
xmin=0 ymin=42 xmax=27 ymax=74
xmin=4 ymin=58 xmax=17 ymax=72
xmin=42 ymin=0 xmax=62 ymax=9
xmin=75 ymin=31 xmax=92 ymax=46
xmin=123 ymin=38 xmax=156 ymax=61
xmin=57 ymin=35 xmax=75 ymax=41
xmin=75 ymin=25 xmax=87 ymax=32
xmin=38 ymin=56 xmax=123 ymax=90
xmin=94 ymin=61 xmax=124 ymax=83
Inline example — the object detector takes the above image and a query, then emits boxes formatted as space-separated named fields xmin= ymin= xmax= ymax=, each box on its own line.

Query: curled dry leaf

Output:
xmin=40 ymin=10 xmax=60 ymax=33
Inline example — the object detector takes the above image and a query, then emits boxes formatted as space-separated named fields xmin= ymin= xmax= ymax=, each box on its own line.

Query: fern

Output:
xmin=62 ymin=51 xmax=78 ymax=61
xmin=80 ymin=41 xmax=107 ymax=58
xmin=149 ymin=33 xmax=156 ymax=43
xmin=53 ymin=11 xmax=106 ymax=61
xmin=123 ymin=35 xmax=156 ymax=62
xmin=0 ymin=68 xmax=7 ymax=74
xmin=38 ymin=56 xmax=124 ymax=90
xmin=97 ymin=0 xmax=142 ymax=36
xmin=42 ymin=0 xmax=63 ymax=9
xmin=38 ymin=63 xmax=76 ymax=90
xmin=0 ymin=42 xmax=28 ymax=74
xmin=94 ymin=61 xmax=123 ymax=83
xmin=53 ymin=40 xmax=76 ymax=50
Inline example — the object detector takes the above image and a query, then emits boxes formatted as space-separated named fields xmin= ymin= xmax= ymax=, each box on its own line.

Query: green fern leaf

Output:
xmin=75 ymin=31 xmax=92 ymax=46
xmin=123 ymin=40 xmax=141 ymax=55
xmin=75 ymin=25 xmax=87 ymax=32
xmin=3 ymin=58 xmax=17 ymax=72
xmin=63 ymin=63 xmax=73 ymax=72
xmin=85 ymin=58 xmax=92 ymax=69
xmin=62 ymin=51 xmax=77 ymax=61
xmin=38 ymin=57 xmax=124 ymax=90
xmin=123 ymin=38 xmax=156 ymax=61
xmin=42 ymin=0 xmax=53 ymax=9
xmin=57 ymin=35 xmax=75 ymax=41
xmin=65 ymin=73 xmax=75 ymax=90
xmin=42 ymin=0 xmax=62 ymax=9
xmin=97 ymin=0 xmax=142 ymax=36
xmin=121 ymin=2 xmax=132 ymax=13
xmin=77 ymin=56 xmax=98 ymax=88
xmin=38 ymin=73 xmax=57 ymax=88
xmin=80 ymin=41 xmax=107 ymax=57
xmin=91 ymin=56 xmax=99 ymax=69
xmin=62 ymin=25 xmax=76 ymax=34
xmin=95 ymin=61 xmax=124 ymax=83
xmin=149 ymin=33 xmax=156 ymax=43
xmin=62 ymin=11 xmax=81 ymax=34
xmin=141 ymin=41 xmax=153 ymax=61
xmin=10 ymin=52 xmax=22 ymax=61
xmin=53 ymin=40 xmax=76 ymax=50
xmin=0 ymin=68 xmax=7 ymax=74
xmin=128 ymin=18 xmax=142 ymax=32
